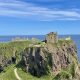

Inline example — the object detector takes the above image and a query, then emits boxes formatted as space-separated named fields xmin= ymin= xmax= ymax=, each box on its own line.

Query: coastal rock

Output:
xmin=22 ymin=32 xmax=78 ymax=78
xmin=22 ymin=47 xmax=48 ymax=77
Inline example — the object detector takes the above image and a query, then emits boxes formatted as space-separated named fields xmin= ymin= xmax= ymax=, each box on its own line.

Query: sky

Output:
xmin=0 ymin=0 xmax=80 ymax=35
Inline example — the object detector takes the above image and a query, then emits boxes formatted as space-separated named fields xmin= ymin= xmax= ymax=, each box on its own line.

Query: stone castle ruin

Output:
xmin=46 ymin=32 xmax=58 ymax=43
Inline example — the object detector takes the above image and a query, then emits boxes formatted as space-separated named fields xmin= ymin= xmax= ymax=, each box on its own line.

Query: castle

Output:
xmin=46 ymin=32 xmax=58 ymax=43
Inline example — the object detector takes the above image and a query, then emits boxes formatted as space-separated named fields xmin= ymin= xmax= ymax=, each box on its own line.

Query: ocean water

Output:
xmin=0 ymin=35 xmax=80 ymax=61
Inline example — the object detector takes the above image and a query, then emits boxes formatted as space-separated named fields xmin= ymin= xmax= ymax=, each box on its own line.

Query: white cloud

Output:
xmin=0 ymin=0 xmax=80 ymax=21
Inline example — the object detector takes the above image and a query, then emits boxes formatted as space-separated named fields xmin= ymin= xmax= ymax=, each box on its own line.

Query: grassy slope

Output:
xmin=0 ymin=64 xmax=17 ymax=80
xmin=0 ymin=40 xmax=31 ymax=59
xmin=0 ymin=63 xmax=76 ymax=80
xmin=0 ymin=64 xmax=53 ymax=80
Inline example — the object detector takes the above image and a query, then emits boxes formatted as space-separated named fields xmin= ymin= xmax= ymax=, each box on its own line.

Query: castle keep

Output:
xmin=46 ymin=32 xmax=58 ymax=43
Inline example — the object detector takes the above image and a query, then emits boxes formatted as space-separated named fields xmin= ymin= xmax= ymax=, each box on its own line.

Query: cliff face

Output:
xmin=45 ymin=41 xmax=78 ymax=73
xmin=0 ymin=41 xmax=30 ymax=72
xmin=0 ymin=55 xmax=11 ymax=72
xmin=22 ymin=47 xmax=48 ymax=77
xmin=22 ymin=39 xmax=78 ymax=77
xmin=0 ymin=55 xmax=16 ymax=72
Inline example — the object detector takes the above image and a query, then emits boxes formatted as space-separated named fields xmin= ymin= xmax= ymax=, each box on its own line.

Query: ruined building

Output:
xmin=46 ymin=32 xmax=58 ymax=43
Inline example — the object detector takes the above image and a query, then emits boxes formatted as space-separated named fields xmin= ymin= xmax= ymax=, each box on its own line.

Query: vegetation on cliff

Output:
xmin=0 ymin=33 xmax=79 ymax=80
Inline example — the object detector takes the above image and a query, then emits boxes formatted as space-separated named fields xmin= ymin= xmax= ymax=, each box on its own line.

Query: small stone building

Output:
xmin=46 ymin=32 xmax=58 ymax=43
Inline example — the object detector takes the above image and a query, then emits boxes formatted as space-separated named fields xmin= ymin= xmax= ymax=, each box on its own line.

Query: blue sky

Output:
xmin=0 ymin=0 xmax=80 ymax=35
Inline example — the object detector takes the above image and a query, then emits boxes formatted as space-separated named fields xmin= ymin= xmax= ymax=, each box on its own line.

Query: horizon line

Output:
xmin=0 ymin=34 xmax=79 ymax=36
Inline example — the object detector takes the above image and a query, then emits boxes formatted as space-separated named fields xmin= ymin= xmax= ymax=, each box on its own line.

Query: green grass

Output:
xmin=0 ymin=64 xmax=17 ymax=80
xmin=17 ymin=68 xmax=53 ymax=80
xmin=0 ymin=41 xmax=31 ymax=61
xmin=0 ymin=64 xmax=53 ymax=80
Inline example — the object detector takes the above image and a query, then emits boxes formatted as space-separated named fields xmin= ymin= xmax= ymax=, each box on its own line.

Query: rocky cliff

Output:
xmin=22 ymin=39 xmax=78 ymax=79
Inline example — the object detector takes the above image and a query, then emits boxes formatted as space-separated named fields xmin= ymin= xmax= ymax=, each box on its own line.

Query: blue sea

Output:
xmin=0 ymin=35 xmax=80 ymax=61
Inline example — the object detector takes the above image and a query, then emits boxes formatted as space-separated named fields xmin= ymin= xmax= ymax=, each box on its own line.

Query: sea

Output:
xmin=0 ymin=35 xmax=80 ymax=61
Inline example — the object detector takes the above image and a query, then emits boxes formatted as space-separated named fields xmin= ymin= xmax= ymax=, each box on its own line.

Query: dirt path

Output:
xmin=14 ymin=68 xmax=22 ymax=80
xmin=75 ymin=66 xmax=80 ymax=76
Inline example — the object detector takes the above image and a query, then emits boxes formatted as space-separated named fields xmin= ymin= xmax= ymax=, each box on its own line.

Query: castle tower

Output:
xmin=46 ymin=32 xmax=58 ymax=43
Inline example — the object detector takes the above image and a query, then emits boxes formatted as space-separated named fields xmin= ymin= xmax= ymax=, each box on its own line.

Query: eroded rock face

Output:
xmin=45 ymin=42 xmax=78 ymax=75
xmin=0 ymin=55 xmax=16 ymax=72
xmin=22 ymin=47 xmax=48 ymax=77
xmin=0 ymin=55 xmax=11 ymax=72
xmin=22 ymin=40 xmax=78 ymax=76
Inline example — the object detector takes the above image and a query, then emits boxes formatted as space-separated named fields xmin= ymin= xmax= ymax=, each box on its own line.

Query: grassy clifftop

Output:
xmin=0 ymin=40 xmax=31 ymax=58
